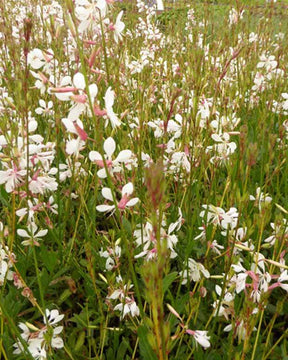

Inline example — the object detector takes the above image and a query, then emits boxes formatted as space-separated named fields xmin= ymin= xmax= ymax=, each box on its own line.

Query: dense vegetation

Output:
xmin=0 ymin=0 xmax=288 ymax=359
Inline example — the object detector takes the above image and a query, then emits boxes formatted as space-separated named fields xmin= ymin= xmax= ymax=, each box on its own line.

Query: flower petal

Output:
xmin=122 ymin=182 xmax=133 ymax=196
xmin=73 ymin=72 xmax=86 ymax=90
xmin=115 ymin=150 xmax=132 ymax=162
xmin=102 ymin=187 xmax=113 ymax=201
xmin=17 ymin=229 xmax=30 ymax=238
xmin=104 ymin=137 xmax=116 ymax=158
xmin=104 ymin=87 xmax=114 ymax=108
xmin=51 ymin=337 xmax=64 ymax=349
xmin=35 ymin=229 xmax=48 ymax=238
xmin=62 ymin=118 xmax=77 ymax=134
xmin=96 ymin=205 xmax=115 ymax=212
xmin=88 ymin=84 xmax=98 ymax=100
xmin=68 ymin=103 xmax=86 ymax=121
xmin=97 ymin=168 xmax=108 ymax=179
xmin=126 ymin=198 xmax=139 ymax=207
xmin=89 ymin=151 xmax=102 ymax=162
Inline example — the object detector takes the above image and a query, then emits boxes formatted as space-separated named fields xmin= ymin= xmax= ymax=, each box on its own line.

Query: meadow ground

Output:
xmin=0 ymin=0 xmax=288 ymax=359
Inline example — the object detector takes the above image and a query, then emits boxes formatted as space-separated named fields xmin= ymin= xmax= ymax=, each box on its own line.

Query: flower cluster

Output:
xmin=13 ymin=309 xmax=64 ymax=359
xmin=0 ymin=0 xmax=288 ymax=358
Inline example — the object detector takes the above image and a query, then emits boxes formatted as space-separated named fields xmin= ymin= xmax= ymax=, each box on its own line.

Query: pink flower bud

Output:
xmin=118 ymin=195 xmax=129 ymax=210
xmin=70 ymin=94 xmax=87 ymax=104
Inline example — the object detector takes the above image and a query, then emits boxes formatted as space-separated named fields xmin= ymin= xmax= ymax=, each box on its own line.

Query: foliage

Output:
xmin=0 ymin=0 xmax=288 ymax=359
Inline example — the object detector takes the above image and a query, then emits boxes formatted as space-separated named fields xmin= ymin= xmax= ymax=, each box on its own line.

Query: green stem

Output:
xmin=64 ymin=345 xmax=76 ymax=360
xmin=98 ymin=10 xmax=110 ymax=83
xmin=263 ymin=328 xmax=288 ymax=360
xmin=251 ymin=309 xmax=264 ymax=360
xmin=32 ymin=245 xmax=45 ymax=316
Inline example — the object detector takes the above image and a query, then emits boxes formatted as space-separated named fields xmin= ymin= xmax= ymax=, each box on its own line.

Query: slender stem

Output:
xmin=64 ymin=345 xmax=76 ymax=360
xmin=263 ymin=328 xmax=288 ymax=360
xmin=100 ymin=316 xmax=109 ymax=359
xmin=98 ymin=10 xmax=110 ymax=83
xmin=66 ymin=201 xmax=82 ymax=263
xmin=32 ymin=245 xmax=45 ymax=315
xmin=251 ymin=309 xmax=264 ymax=360
xmin=0 ymin=314 xmax=4 ymax=360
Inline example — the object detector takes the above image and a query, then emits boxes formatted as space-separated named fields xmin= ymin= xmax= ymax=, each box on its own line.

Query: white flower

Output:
xmin=0 ymin=163 xmax=26 ymax=193
xmin=44 ymin=309 xmax=64 ymax=326
xmin=234 ymin=227 xmax=247 ymax=242
xmin=96 ymin=182 xmax=139 ymax=213
xmin=61 ymin=118 xmax=87 ymax=156
xmin=30 ymin=70 xmax=49 ymax=95
xmin=220 ymin=207 xmax=239 ymax=232
xmin=281 ymin=93 xmax=288 ymax=113
xmin=50 ymin=73 xmax=98 ymax=120
xmin=99 ymin=245 xmax=121 ymax=271
xmin=168 ymin=208 xmax=183 ymax=234
xmin=29 ymin=173 xmax=58 ymax=194
xmin=104 ymin=87 xmax=121 ymax=128
xmin=114 ymin=11 xmax=125 ymax=43
xmin=200 ymin=205 xmax=239 ymax=232
xmin=156 ymin=0 xmax=164 ymax=10
xmin=268 ymin=270 xmax=288 ymax=293
xmin=16 ymin=198 xmax=41 ymax=223
xmin=180 ymin=258 xmax=210 ymax=284
xmin=147 ymin=114 xmax=182 ymax=139
xmin=257 ymin=53 xmax=277 ymax=72
xmin=210 ymin=240 xmax=224 ymax=255
xmin=213 ymin=285 xmax=235 ymax=319
xmin=134 ymin=210 xmax=182 ymax=260
xmin=89 ymin=137 xmax=132 ymax=178
xmin=65 ymin=137 xmax=86 ymax=156
xmin=207 ymin=132 xmax=237 ymax=163
xmin=13 ymin=323 xmax=31 ymax=354
xmin=51 ymin=331 xmax=64 ymax=349
xmin=249 ymin=32 xmax=258 ymax=43
xmin=13 ymin=309 xmax=64 ymax=360
xmin=277 ymin=271 xmax=288 ymax=292
xmin=252 ymin=72 xmax=266 ymax=92
xmin=228 ymin=8 xmax=244 ymax=26
xmin=249 ymin=187 xmax=272 ymax=210
xmin=27 ymin=48 xmax=46 ymax=69
xmin=46 ymin=196 xmax=58 ymax=214
xmin=113 ymin=298 xmax=140 ymax=319
xmin=224 ymin=320 xmax=256 ymax=342
xmin=168 ymin=152 xmax=190 ymax=173
xmin=75 ymin=0 xmax=108 ymax=33
xmin=134 ymin=221 xmax=154 ymax=248
xmin=17 ymin=223 xmax=48 ymax=246
xmin=62 ymin=118 xmax=84 ymax=136
xmin=35 ymin=100 xmax=53 ymax=116
xmin=200 ymin=204 xmax=225 ymax=226
xmin=186 ymin=329 xmax=210 ymax=348
xmin=107 ymin=281 xmax=139 ymax=319
xmin=28 ymin=340 xmax=47 ymax=360
xmin=234 ymin=272 xmax=248 ymax=294
xmin=197 ymin=96 xmax=213 ymax=123
xmin=0 ymin=245 xmax=15 ymax=285
xmin=13 ymin=309 xmax=64 ymax=358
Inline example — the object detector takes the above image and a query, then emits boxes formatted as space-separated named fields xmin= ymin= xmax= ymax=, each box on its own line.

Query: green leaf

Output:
xmin=58 ymin=289 xmax=73 ymax=305
xmin=206 ymin=352 xmax=222 ymax=360
xmin=122 ymin=217 xmax=132 ymax=237
xmin=0 ymin=186 xmax=9 ymax=208
xmin=138 ymin=325 xmax=158 ymax=360
xmin=163 ymin=272 xmax=178 ymax=293
xmin=117 ymin=339 xmax=128 ymax=360
xmin=40 ymin=245 xmax=58 ymax=273
xmin=40 ymin=268 xmax=49 ymax=293
xmin=75 ymin=331 xmax=86 ymax=352
xmin=106 ymin=347 xmax=114 ymax=360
